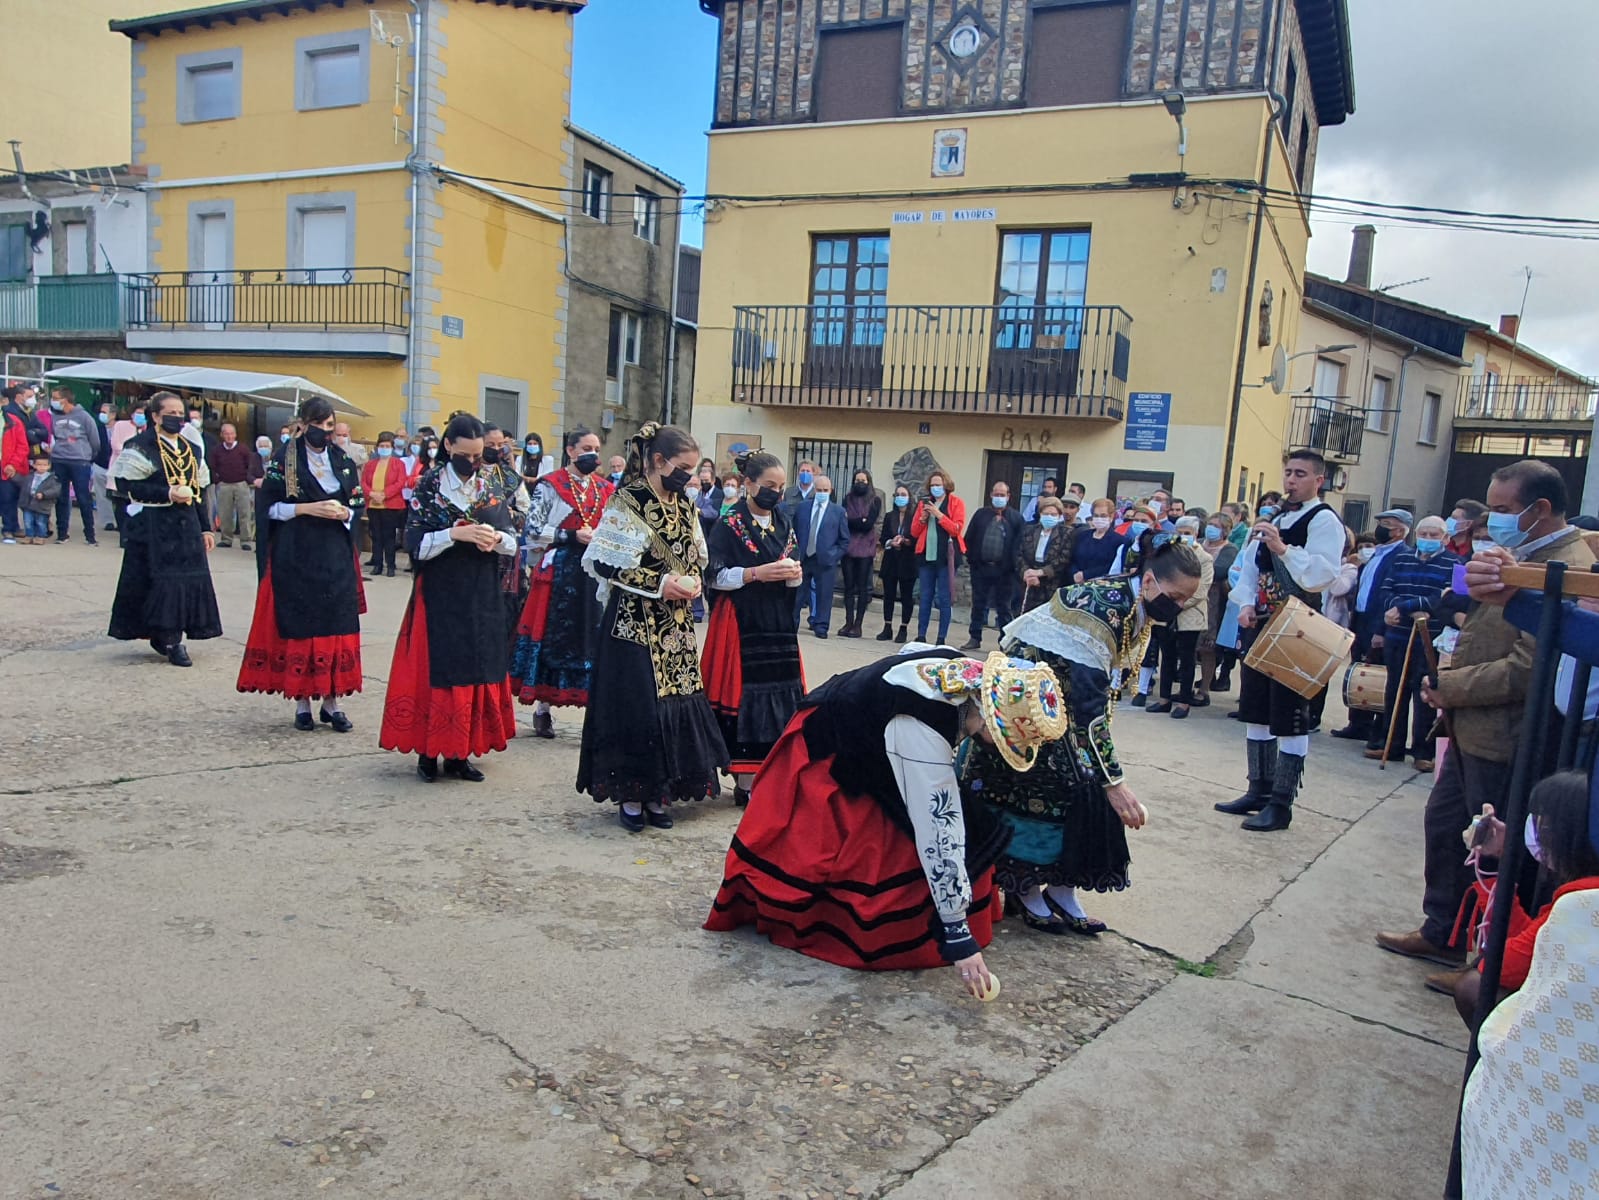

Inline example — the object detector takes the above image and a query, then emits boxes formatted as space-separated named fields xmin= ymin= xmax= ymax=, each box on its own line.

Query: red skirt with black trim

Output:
xmin=705 ymin=720 xmax=999 ymax=971
xmin=700 ymin=599 xmax=758 ymax=771
xmin=379 ymin=583 xmax=515 ymax=760
xmin=236 ymin=566 xmax=364 ymax=700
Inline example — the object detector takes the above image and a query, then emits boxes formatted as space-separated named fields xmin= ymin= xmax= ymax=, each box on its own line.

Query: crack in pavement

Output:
xmin=362 ymin=960 xmax=675 ymax=1174
xmin=0 ymin=748 xmax=396 ymax=796
xmin=1228 ymin=975 xmax=1468 ymax=1055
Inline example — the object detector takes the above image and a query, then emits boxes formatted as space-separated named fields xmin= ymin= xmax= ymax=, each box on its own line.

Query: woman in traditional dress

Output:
xmin=236 ymin=397 xmax=365 ymax=730
xmin=959 ymin=540 xmax=1203 ymax=934
xmin=510 ymin=425 xmax=613 ymax=738
xmin=700 ymin=450 xmax=805 ymax=806
xmin=108 ymin=391 xmax=221 ymax=667
xmin=379 ymin=412 xmax=518 ymax=783
xmin=707 ymin=648 xmax=1067 ymax=996
xmin=578 ymin=422 xmax=728 ymax=832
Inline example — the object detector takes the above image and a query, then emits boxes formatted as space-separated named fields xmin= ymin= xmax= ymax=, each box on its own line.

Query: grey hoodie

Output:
xmin=49 ymin=405 xmax=101 ymax=464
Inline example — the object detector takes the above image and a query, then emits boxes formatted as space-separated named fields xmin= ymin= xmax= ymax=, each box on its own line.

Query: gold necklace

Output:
xmin=157 ymin=435 xmax=196 ymax=493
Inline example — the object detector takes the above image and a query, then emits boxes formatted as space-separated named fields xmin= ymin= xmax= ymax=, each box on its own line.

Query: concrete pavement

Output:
xmin=0 ymin=542 xmax=1466 ymax=1199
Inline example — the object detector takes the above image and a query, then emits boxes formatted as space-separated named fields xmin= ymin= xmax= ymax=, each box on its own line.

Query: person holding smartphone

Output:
xmin=910 ymin=469 xmax=966 ymax=645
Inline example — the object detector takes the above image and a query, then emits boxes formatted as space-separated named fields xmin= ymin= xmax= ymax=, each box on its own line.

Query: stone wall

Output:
xmin=713 ymin=0 xmax=1312 ymax=128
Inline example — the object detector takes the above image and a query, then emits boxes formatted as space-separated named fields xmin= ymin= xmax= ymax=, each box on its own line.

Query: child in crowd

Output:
xmin=21 ymin=452 xmax=60 ymax=543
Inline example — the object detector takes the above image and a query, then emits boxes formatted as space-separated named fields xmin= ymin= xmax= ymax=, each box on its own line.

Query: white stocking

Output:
xmin=1045 ymin=885 xmax=1088 ymax=920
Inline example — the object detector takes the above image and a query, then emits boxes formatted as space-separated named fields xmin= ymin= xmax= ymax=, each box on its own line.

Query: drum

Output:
xmin=1342 ymin=662 xmax=1387 ymax=713
xmin=1243 ymin=596 xmax=1355 ymax=699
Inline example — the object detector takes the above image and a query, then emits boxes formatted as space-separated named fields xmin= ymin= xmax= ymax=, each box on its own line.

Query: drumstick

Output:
xmin=1379 ymin=619 xmax=1420 ymax=771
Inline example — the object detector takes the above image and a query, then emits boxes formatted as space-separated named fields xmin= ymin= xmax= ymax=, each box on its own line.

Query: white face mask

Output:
xmin=1358 ymin=547 xmax=1375 ymax=563
xmin=723 ymin=484 xmax=738 ymax=500
xmin=1090 ymin=515 xmax=1112 ymax=531
xmin=684 ymin=485 xmax=700 ymax=502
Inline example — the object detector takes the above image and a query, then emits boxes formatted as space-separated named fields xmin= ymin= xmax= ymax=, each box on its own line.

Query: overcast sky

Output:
xmin=1306 ymin=0 xmax=1599 ymax=378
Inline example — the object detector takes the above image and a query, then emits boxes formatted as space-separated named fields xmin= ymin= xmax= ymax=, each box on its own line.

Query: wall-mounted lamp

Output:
xmin=1161 ymin=91 xmax=1188 ymax=159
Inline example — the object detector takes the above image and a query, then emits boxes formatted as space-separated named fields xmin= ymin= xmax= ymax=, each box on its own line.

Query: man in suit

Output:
xmin=1330 ymin=507 xmax=1412 ymax=741
xmin=793 ymin=474 xmax=850 ymax=638
xmin=961 ymin=480 xmax=1024 ymax=650
xmin=780 ymin=458 xmax=819 ymax=515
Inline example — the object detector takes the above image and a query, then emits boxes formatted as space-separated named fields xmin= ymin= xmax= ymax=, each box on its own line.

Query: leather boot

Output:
xmin=895 ymin=624 xmax=909 ymax=643
xmin=1243 ymin=750 xmax=1302 ymax=832
xmin=1215 ymin=737 xmax=1276 ymax=814
xmin=876 ymin=622 xmax=894 ymax=641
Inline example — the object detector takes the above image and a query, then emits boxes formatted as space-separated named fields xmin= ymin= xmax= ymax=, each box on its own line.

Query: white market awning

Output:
xmin=45 ymin=359 xmax=368 ymax=417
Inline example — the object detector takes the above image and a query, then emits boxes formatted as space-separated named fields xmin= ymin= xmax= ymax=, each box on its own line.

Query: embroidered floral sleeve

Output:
xmin=1065 ymin=660 xmax=1123 ymax=786
xmin=885 ymin=714 xmax=972 ymax=924
xmin=583 ymin=499 xmax=664 ymax=598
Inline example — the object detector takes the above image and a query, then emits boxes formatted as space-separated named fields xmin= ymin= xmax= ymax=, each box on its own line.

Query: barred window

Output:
xmin=790 ymin=438 xmax=872 ymax=486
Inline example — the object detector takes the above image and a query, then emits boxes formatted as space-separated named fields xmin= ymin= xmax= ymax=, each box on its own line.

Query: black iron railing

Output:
xmin=126 ymin=267 xmax=410 ymax=333
xmin=1288 ymin=395 xmax=1366 ymax=462
xmin=730 ymin=303 xmax=1132 ymax=419
xmin=1456 ymin=374 xmax=1598 ymax=423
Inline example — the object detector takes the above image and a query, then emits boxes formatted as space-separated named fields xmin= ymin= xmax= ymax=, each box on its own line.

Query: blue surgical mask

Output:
xmin=1040 ymin=514 xmax=1063 ymax=529
xmin=394 ymin=439 xmax=409 ymax=453
xmin=377 ymin=446 xmax=393 ymax=459
xmin=1130 ymin=521 xmax=1152 ymax=535
xmin=1486 ymin=504 xmax=1534 ymax=550
xmin=991 ymin=495 xmax=1008 ymax=508
xmin=930 ymin=485 xmax=946 ymax=499
xmin=1259 ymin=505 xmax=1278 ymax=520
xmin=814 ymin=491 xmax=830 ymax=505
xmin=1416 ymin=537 xmax=1443 ymax=555
xmin=798 ymin=470 xmax=814 ymax=486
xmin=132 ymin=412 xmax=147 ymax=428
xmin=893 ymin=494 xmax=909 ymax=508
xmin=1205 ymin=524 xmax=1223 ymax=542
xmin=280 ymin=433 xmax=291 ymax=443
xmin=1444 ymin=518 xmax=1460 ymax=537
xmin=257 ymin=444 xmax=271 ymax=458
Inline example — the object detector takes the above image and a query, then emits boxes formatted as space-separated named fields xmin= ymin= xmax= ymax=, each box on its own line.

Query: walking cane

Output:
xmin=1379 ymin=617 xmax=1422 ymax=771
xmin=1413 ymin=611 xmax=1456 ymax=747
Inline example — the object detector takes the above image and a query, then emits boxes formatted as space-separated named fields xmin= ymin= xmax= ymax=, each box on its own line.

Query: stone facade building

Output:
xmin=562 ymin=126 xmax=689 ymax=450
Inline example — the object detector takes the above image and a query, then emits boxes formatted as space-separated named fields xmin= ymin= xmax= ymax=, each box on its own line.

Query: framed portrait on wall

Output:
xmin=1107 ymin=468 xmax=1175 ymax=508
xmin=715 ymin=433 xmax=761 ymax=479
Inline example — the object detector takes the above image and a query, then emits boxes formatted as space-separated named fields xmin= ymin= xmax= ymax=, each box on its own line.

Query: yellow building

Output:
xmin=113 ymin=0 xmax=584 ymax=439
xmin=1 ymin=0 xmax=171 ymax=170
xmin=691 ymin=0 xmax=1355 ymax=512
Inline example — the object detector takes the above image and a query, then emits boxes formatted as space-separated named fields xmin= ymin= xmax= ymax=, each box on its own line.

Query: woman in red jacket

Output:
xmin=910 ymin=468 xmax=966 ymax=645
xmin=360 ymin=431 xmax=409 ymax=578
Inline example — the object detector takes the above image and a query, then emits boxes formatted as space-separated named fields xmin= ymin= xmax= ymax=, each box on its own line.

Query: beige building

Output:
xmin=1 ymin=0 xmax=171 ymax=170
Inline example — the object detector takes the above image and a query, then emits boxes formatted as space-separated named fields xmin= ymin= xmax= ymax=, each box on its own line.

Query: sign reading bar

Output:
xmin=1123 ymin=392 xmax=1171 ymax=453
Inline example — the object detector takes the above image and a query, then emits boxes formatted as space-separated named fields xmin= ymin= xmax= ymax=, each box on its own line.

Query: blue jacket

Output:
xmin=1376 ymin=547 xmax=1462 ymax=647
xmin=1353 ymin=541 xmax=1405 ymax=644
xmin=794 ymin=496 xmax=851 ymax=570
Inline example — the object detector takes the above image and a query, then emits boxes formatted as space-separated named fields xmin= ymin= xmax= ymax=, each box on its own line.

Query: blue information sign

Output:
xmin=1124 ymin=392 xmax=1171 ymax=452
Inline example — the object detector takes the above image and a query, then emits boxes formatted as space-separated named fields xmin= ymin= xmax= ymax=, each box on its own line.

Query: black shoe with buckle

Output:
xmin=319 ymin=708 xmax=354 ymax=733
xmin=442 ymin=758 xmax=486 ymax=783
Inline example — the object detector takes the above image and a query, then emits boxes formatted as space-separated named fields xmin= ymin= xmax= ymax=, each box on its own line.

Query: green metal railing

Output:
xmin=0 ymin=274 xmax=126 ymax=334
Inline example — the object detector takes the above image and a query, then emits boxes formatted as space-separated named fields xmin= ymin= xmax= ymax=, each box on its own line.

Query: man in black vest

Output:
xmin=1214 ymin=449 xmax=1346 ymax=832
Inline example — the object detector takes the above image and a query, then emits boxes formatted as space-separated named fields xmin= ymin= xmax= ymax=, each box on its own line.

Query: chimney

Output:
xmin=1346 ymin=225 xmax=1376 ymax=289
xmin=1499 ymin=314 xmax=1520 ymax=341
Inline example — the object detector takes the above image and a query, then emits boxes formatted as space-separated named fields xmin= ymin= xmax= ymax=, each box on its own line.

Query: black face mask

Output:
xmin=481 ymin=446 xmax=501 ymax=465
xmin=450 ymin=453 xmax=478 ymax=479
xmin=303 ymin=425 xmax=330 ymax=450
xmin=1143 ymin=589 xmax=1184 ymax=625
xmin=754 ymin=485 xmax=783 ymax=511
xmin=1373 ymin=525 xmax=1393 ymax=545
xmin=851 ymin=481 xmax=870 ymax=497
xmin=661 ymin=465 xmax=693 ymax=495
xmin=159 ymin=414 xmax=185 ymax=435
xmin=574 ymin=452 xmax=601 ymax=475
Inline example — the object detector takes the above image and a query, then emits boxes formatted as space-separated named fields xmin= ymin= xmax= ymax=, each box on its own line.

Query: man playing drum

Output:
xmin=1215 ymin=449 xmax=1346 ymax=831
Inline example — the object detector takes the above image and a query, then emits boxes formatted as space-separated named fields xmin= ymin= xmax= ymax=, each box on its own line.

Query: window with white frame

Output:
xmin=1365 ymin=374 xmax=1393 ymax=434
xmin=1419 ymin=390 xmax=1442 ymax=445
xmin=633 ymin=189 xmax=661 ymax=243
xmin=582 ymin=163 xmax=612 ymax=222
xmin=296 ymin=33 xmax=369 ymax=111
xmin=608 ymin=308 xmax=642 ymax=381
xmin=178 ymin=49 xmax=242 ymax=124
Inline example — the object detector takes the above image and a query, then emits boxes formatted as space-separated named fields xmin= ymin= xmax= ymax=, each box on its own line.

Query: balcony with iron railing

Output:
xmin=1455 ymin=375 xmax=1599 ymax=425
xmin=0 ymin=274 xmax=128 ymax=337
xmin=1287 ymin=395 xmax=1367 ymax=463
xmin=730 ymin=303 xmax=1132 ymax=419
xmin=125 ymin=267 xmax=411 ymax=358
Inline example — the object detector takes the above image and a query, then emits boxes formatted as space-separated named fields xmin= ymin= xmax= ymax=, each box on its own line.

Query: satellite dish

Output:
xmin=1266 ymin=344 xmax=1288 ymax=395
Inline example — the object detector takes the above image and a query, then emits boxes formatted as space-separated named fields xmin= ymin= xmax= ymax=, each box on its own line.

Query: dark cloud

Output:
xmin=1306 ymin=0 xmax=1599 ymax=377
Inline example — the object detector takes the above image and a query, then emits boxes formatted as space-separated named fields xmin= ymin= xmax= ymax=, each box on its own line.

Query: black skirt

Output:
xmin=578 ymin=587 xmax=728 ymax=806
xmin=108 ymin=504 xmax=222 ymax=643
